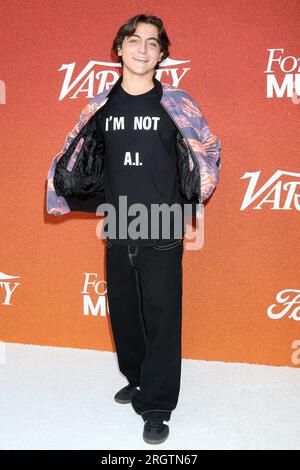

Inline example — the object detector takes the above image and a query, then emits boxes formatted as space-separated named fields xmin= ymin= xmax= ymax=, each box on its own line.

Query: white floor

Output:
xmin=0 ymin=342 xmax=299 ymax=450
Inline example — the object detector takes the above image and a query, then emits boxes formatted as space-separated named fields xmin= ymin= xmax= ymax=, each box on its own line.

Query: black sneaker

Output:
xmin=143 ymin=418 xmax=169 ymax=444
xmin=114 ymin=384 xmax=139 ymax=404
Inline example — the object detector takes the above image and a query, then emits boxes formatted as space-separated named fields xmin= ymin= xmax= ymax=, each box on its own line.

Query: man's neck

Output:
xmin=120 ymin=70 xmax=155 ymax=96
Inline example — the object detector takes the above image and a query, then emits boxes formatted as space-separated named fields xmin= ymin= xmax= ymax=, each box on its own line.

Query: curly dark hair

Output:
xmin=112 ymin=14 xmax=171 ymax=71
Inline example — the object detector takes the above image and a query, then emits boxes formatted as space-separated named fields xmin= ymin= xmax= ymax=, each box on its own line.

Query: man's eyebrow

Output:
xmin=129 ymin=34 xmax=159 ymax=43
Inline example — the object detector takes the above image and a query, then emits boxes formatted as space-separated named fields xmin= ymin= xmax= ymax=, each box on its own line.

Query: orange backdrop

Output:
xmin=0 ymin=0 xmax=299 ymax=367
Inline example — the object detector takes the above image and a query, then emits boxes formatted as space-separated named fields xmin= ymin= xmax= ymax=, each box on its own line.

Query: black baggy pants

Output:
xmin=105 ymin=238 xmax=184 ymax=422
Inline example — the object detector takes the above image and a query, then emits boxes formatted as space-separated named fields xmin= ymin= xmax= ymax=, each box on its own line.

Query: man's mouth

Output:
xmin=133 ymin=57 xmax=149 ymax=63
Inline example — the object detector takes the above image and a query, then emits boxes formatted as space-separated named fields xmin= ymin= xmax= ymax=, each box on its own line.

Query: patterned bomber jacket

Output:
xmin=46 ymin=74 xmax=222 ymax=216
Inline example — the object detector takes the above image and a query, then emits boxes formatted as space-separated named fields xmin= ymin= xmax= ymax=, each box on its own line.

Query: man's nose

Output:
xmin=138 ymin=42 xmax=147 ymax=53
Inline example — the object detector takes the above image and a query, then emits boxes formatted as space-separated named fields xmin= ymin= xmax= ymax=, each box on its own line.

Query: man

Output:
xmin=47 ymin=14 xmax=221 ymax=445
xmin=100 ymin=16 xmax=184 ymax=446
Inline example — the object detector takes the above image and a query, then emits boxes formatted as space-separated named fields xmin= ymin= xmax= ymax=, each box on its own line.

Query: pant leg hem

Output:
xmin=141 ymin=409 xmax=172 ymax=422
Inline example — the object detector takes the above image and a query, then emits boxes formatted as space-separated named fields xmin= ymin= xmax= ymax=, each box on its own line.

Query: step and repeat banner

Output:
xmin=0 ymin=0 xmax=299 ymax=367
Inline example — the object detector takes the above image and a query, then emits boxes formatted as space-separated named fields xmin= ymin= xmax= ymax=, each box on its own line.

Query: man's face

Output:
xmin=117 ymin=22 xmax=164 ymax=76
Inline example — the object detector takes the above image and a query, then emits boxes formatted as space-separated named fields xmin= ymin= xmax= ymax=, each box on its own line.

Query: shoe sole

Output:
xmin=114 ymin=397 xmax=132 ymax=404
xmin=143 ymin=434 xmax=169 ymax=444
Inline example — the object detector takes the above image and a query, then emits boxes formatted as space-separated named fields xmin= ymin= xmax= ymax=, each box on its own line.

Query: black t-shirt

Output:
xmin=96 ymin=83 xmax=185 ymax=246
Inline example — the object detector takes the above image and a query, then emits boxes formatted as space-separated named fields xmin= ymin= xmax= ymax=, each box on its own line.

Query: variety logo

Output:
xmin=58 ymin=57 xmax=191 ymax=101
xmin=81 ymin=273 xmax=109 ymax=317
xmin=0 ymin=272 xmax=20 ymax=306
xmin=267 ymin=289 xmax=300 ymax=320
xmin=240 ymin=170 xmax=300 ymax=210
xmin=264 ymin=48 xmax=300 ymax=103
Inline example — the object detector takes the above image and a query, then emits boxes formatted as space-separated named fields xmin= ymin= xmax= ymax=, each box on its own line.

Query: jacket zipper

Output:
xmin=159 ymin=99 xmax=201 ymax=201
